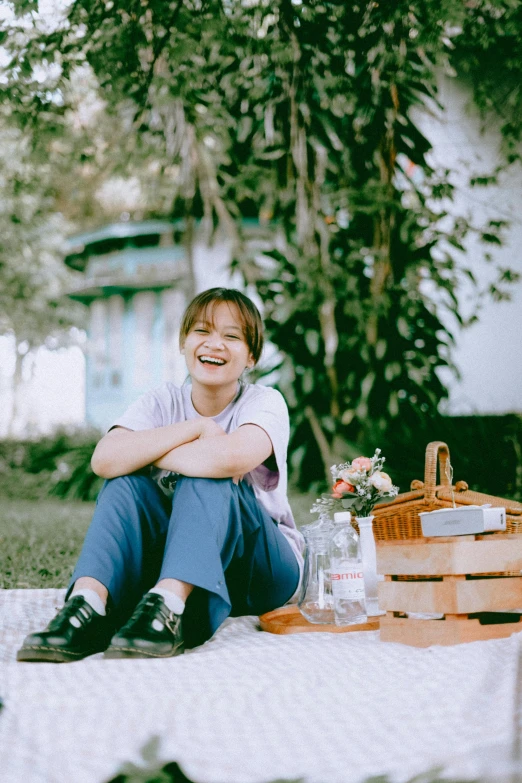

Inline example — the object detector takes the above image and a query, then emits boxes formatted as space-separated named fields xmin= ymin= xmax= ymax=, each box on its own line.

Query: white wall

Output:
xmin=415 ymin=75 xmax=522 ymax=415
xmin=0 ymin=338 xmax=86 ymax=437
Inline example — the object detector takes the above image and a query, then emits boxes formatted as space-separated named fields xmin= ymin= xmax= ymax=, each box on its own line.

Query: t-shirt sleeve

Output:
xmin=235 ymin=388 xmax=290 ymax=492
xmin=110 ymin=388 xmax=166 ymax=432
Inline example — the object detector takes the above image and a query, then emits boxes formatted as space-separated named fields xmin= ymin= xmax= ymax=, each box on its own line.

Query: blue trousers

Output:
xmin=69 ymin=475 xmax=299 ymax=646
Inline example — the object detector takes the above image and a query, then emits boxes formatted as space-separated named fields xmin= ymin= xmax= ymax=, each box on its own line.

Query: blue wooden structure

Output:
xmin=64 ymin=220 xmax=189 ymax=431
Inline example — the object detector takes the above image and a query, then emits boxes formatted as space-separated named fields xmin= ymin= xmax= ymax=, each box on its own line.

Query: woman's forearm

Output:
xmin=153 ymin=424 xmax=273 ymax=479
xmin=91 ymin=420 xmax=204 ymax=479
xmin=154 ymin=437 xmax=234 ymax=478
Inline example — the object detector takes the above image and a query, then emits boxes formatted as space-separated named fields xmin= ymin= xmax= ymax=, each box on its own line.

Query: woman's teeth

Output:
xmin=199 ymin=356 xmax=225 ymax=365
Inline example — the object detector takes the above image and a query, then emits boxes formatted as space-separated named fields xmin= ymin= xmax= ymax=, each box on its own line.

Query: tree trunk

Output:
xmin=7 ymin=345 xmax=24 ymax=437
xmin=184 ymin=211 xmax=197 ymax=300
xmin=305 ymin=404 xmax=333 ymax=486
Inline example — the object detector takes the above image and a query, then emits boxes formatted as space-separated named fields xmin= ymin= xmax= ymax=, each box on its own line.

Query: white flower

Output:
xmin=369 ymin=471 xmax=393 ymax=492
xmin=340 ymin=468 xmax=360 ymax=484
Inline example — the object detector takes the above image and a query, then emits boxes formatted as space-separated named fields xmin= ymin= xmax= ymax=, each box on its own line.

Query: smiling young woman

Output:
xmin=17 ymin=288 xmax=304 ymax=663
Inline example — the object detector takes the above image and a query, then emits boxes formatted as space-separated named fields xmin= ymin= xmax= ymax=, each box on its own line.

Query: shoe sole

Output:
xmin=104 ymin=643 xmax=184 ymax=660
xmin=16 ymin=646 xmax=102 ymax=663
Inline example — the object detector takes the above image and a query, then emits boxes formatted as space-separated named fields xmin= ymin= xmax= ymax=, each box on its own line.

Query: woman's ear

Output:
xmin=246 ymin=355 xmax=255 ymax=370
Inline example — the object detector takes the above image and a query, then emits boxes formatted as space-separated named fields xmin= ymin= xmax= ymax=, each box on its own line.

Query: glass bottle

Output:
xmin=298 ymin=516 xmax=334 ymax=624
xmin=329 ymin=511 xmax=367 ymax=626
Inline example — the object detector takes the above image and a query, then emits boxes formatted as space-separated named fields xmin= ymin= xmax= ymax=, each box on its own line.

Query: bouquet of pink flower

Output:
xmin=311 ymin=449 xmax=399 ymax=518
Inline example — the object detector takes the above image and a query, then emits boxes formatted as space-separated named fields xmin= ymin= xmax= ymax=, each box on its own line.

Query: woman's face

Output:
xmin=181 ymin=301 xmax=254 ymax=391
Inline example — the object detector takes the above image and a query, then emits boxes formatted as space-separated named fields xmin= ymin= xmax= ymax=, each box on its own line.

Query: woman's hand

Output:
xmin=198 ymin=419 xmax=241 ymax=483
xmin=198 ymin=418 xmax=227 ymax=439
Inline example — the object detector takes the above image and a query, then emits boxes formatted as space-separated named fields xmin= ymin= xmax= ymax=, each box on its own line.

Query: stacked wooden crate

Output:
xmin=377 ymin=534 xmax=522 ymax=646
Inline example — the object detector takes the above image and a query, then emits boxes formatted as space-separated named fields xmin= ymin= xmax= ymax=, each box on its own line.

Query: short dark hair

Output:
xmin=179 ymin=288 xmax=264 ymax=363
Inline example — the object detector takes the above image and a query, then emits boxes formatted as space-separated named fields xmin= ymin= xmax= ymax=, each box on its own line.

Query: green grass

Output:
xmin=288 ymin=488 xmax=317 ymax=527
xmin=0 ymin=497 xmax=95 ymax=589
xmin=0 ymin=490 xmax=316 ymax=590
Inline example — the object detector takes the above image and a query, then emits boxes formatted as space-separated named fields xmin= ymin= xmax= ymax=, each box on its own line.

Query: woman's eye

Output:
xmin=226 ymin=334 xmax=240 ymax=340
xmin=194 ymin=328 xmax=208 ymax=334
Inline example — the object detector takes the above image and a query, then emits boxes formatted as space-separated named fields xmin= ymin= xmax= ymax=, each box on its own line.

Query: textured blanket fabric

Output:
xmin=0 ymin=589 xmax=521 ymax=783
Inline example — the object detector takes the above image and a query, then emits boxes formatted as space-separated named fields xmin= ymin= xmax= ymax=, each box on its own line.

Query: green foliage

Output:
xmin=0 ymin=118 xmax=85 ymax=348
xmin=2 ymin=0 xmax=521 ymax=485
xmin=451 ymin=0 xmax=522 ymax=164
xmin=0 ymin=429 xmax=103 ymax=501
xmin=290 ymin=412 xmax=522 ymax=501
xmin=230 ymin=1 xmax=520 ymax=483
xmin=106 ymin=737 xmax=214 ymax=783
xmin=374 ymin=413 xmax=522 ymax=505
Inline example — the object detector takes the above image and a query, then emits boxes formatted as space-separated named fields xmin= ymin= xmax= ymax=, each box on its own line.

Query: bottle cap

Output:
xmin=333 ymin=511 xmax=352 ymax=523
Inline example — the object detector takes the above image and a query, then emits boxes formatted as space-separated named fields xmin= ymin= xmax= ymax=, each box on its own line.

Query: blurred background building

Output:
xmin=62 ymin=220 xmax=260 ymax=431
xmin=63 ymin=220 xmax=189 ymax=429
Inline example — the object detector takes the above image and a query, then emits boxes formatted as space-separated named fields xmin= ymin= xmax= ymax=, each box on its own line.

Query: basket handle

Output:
xmin=424 ymin=441 xmax=451 ymax=501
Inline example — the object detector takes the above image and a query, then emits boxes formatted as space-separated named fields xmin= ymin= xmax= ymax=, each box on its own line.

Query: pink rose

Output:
xmin=351 ymin=456 xmax=372 ymax=472
xmin=332 ymin=479 xmax=355 ymax=496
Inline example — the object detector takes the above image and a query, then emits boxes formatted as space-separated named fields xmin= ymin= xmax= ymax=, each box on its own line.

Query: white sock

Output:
xmin=71 ymin=588 xmax=107 ymax=616
xmin=149 ymin=587 xmax=185 ymax=615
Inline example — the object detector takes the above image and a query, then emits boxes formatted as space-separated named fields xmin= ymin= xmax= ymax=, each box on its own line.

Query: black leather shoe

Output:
xmin=104 ymin=592 xmax=184 ymax=659
xmin=17 ymin=596 xmax=112 ymax=663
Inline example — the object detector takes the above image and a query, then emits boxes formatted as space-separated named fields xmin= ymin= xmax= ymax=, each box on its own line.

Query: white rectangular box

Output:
xmin=420 ymin=506 xmax=506 ymax=537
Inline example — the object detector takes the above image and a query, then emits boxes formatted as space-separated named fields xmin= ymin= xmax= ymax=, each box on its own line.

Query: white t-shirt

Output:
xmin=111 ymin=381 xmax=305 ymax=573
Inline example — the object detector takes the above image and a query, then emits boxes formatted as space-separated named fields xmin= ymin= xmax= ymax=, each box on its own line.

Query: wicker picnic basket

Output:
xmin=369 ymin=440 xmax=522 ymax=542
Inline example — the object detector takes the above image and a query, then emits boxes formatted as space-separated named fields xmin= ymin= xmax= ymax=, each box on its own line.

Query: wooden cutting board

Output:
xmin=259 ymin=605 xmax=380 ymax=634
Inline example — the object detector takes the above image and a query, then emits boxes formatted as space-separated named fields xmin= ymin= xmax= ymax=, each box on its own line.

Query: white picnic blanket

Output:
xmin=1 ymin=589 xmax=521 ymax=783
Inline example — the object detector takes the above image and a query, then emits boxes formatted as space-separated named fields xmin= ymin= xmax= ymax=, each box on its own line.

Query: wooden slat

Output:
xmin=380 ymin=614 xmax=522 ymax=647
xmin=376 ymin=536 xmax=522 ymax=576
xmin=378 ymin=575 xmax=522 ymax=614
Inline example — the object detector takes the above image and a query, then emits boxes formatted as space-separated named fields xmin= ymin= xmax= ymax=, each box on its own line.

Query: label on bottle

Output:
xmin=331 ymin=567 xmax=365 ymax=600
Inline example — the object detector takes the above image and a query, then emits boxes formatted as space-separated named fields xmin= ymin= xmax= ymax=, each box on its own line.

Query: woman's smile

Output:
xmin=197 ymin=354 xmax=227 ymax=366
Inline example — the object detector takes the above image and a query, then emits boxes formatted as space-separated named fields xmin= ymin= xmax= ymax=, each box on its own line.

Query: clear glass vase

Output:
xmin=298 ymin=519 xmax=335 ymax=624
